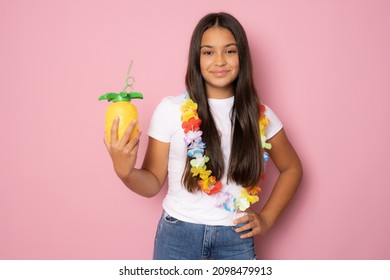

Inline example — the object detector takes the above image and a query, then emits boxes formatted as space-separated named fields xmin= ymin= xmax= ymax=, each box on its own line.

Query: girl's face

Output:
xmin=200 ymin=26 xmax=239 ymax=98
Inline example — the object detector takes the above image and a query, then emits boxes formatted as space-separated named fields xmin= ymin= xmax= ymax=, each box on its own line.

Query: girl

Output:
xmin=104 ymin=12 xmax=302 ymax=260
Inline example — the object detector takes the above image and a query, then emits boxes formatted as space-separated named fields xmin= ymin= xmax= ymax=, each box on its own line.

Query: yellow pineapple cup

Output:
xmin=99 ymin=91 xmax=143 ymax=143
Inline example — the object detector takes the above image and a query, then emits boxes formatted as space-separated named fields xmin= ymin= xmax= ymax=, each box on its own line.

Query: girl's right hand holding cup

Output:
xmin=103 ymin=117 xmax=142 ymax=180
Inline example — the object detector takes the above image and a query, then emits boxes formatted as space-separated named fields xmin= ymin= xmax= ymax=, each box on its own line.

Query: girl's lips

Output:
xmin=210 ymin=70 xmax=230 ymax=77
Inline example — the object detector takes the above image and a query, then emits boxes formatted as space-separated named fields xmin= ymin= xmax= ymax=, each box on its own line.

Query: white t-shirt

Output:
xmin=148 ymin=93 xmax=283 ymax=226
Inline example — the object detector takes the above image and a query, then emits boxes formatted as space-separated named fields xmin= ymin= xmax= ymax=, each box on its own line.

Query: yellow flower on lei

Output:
xmin=190 ymin=165 xmax=212 ymax=179
xmin=197 ymin=175 xmax=217 ymax=193
xmin=181 ymin=98 xmax=199 ymax=121
xmin=234 ymin=188 xmax=260 ymax=211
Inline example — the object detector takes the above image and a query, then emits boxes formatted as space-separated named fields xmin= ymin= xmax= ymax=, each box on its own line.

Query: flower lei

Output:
xmin=180 ymin=95 xmax=272 ymax=212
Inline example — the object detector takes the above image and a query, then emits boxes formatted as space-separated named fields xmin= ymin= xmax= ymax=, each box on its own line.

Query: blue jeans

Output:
xmin=153 ymin=211 xmax=256 ymax=260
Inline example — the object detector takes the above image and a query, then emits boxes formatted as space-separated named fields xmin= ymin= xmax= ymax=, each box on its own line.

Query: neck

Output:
xmin=205 ymin=86 xmax=234 ymax=99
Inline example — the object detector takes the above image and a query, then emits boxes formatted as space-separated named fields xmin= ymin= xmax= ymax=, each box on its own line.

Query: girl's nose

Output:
xmin=215 ymin=53 xmax=227 ymax=66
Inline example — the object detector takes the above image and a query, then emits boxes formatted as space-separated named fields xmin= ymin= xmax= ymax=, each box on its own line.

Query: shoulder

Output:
xmin=262 ymin=104 xmax=277 ymax=119
xmin=156 ymin=93 xmax=186 ymax=109
xmin=261 ymin=103 xmax=283 ymax=140
xmin=148 ymin=93 xmax=185 ymax=141
xmin=151 ymin=93 xmax=185 ymax=119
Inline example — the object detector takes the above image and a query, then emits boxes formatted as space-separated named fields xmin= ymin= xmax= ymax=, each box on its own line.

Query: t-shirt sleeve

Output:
xmin=264 ymin=104 xmax=283 ymax=140
xmin=148 ymin=97 xmax=174 ymax=143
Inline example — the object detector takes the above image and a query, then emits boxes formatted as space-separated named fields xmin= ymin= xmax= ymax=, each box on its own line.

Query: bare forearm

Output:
xmin=260 ymin=163 xmax=302 ymax=228
xmin=119 ymin=168 xmax=164 ymax=198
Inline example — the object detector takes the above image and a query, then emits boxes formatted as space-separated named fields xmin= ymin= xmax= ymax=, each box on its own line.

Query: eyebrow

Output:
xmin=200 ymin=43 xmax=238 ymax=49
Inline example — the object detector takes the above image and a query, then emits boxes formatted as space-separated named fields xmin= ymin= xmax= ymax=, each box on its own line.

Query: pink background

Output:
xmin=1 ymin=0 xmax=389 ymax=259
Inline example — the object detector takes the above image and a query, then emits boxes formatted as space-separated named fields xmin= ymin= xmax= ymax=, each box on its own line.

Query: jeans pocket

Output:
xmin=229 ymin=222 xmax=247 ymax=231
xmin=162 ymin=211 xmax=180 ymax=224
xmin=229 ymin=222 xmax=253 ymax=235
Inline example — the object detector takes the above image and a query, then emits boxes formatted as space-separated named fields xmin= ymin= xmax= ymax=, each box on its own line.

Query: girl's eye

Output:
xmin=226 ymin=49 xmax=237 ymax=54
xmin=202 ymin=51 xmax=213 ymax=56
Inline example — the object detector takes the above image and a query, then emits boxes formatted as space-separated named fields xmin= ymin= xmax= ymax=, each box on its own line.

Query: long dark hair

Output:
xmin=183 ymin=12 xmax=263 ymax=192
